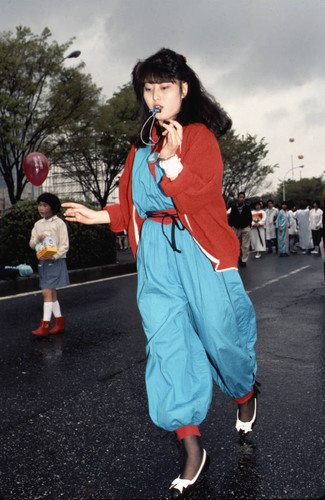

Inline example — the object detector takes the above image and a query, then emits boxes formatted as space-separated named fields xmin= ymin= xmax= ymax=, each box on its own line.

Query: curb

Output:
xmin=0 ymin=260 xmax=137 ymax=298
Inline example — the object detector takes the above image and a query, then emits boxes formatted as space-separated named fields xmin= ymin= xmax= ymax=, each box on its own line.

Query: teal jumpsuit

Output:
xmin=133 ymin=146 xmax=257 ymax=432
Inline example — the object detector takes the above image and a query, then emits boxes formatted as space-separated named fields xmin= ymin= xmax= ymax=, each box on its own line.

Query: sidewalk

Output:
xmin=0 ymin=248 xmax=136 ymax=298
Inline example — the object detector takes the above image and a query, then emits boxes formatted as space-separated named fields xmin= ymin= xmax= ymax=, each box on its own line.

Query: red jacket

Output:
xmin=104 ymin=123 xmax=239 ymax=271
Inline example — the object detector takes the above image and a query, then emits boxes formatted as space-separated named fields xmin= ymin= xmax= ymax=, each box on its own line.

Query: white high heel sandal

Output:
xmin=169 ymin=448 xmax=209 ymax=498
xmin=235 ymin=398 xmax=257 ymax=434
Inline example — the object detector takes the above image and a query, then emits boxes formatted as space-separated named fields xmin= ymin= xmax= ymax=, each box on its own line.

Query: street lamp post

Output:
xmin=282 ymin=165 xmax=304 ymax=200
xmin=64 ymin=50 xmax=81 ymax=60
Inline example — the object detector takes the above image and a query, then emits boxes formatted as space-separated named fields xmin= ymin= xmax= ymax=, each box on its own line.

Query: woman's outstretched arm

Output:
xmin=62 ymin=202 xmax=110 ymax=225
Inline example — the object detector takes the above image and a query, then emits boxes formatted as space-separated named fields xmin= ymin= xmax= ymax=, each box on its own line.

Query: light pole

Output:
xmin=288 ymin=138 xmax=304 ymax=179
xmin=282 ymin=165 xmax=304 ymax=200
xmin=64 ymin=50 xmax=81 ymax=60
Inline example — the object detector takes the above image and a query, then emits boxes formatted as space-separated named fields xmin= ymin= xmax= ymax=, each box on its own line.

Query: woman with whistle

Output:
xmin=63 ymin=48 xmax=258 ymax=498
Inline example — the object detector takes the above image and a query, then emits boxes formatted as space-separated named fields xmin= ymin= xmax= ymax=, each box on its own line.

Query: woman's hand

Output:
xmin=62 ymin=202 xmax=110 ymax=225
xmin=159 ymin=119 xmax=183 ymax=159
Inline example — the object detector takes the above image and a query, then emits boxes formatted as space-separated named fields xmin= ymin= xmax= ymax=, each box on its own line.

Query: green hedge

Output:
xmin=0 ymin=200 xmax=117 ymax=271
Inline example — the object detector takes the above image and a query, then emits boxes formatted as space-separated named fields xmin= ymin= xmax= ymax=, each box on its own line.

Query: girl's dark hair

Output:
xmin=37 ymin=192 xmax=61 ymax=215
xmin=131 ymin=48 xmax=232 ymax=147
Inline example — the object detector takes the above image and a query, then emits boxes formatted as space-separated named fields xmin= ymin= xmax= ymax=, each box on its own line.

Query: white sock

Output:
xmin=43 ymin=302 xmax=53 ymax=322
xmin=52 ymin=300 xmax=62 ymax=318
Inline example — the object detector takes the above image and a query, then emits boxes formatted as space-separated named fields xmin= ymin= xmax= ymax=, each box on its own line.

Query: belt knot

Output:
xmin=146 ymin=209 xmax=184 ymax=253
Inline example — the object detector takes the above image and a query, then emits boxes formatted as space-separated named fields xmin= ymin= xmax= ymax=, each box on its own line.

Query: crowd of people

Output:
xmin=228 ymin=193 xmax=324 ymax=265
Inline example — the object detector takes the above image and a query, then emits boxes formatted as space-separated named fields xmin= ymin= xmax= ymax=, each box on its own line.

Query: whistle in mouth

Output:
xmin=149 ymin=107 xmax=160 ymax=116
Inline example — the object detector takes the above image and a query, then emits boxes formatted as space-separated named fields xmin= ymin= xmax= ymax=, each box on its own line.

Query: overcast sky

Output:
xmin=1 ymin=0 xmax=325 ymax=194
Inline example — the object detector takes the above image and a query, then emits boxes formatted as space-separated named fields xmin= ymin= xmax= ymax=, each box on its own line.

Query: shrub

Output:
xmin=0 ymin=200 xmax=117 ymax=271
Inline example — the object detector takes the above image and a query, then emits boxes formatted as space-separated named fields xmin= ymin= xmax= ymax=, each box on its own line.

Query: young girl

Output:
xmin=30 ymin=192 xmax=70 ymax=336
xmin=63 ymin=49 xmax=258 ymax=498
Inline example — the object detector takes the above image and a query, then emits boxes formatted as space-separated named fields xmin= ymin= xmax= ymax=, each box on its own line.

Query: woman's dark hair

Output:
xmin=37 ymin=192 xmax=61 ymax=215
xmin=131 ymin=48 xmax=232 ymax=147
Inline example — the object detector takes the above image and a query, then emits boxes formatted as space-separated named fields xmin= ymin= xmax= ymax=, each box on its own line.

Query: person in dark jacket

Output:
xmin=229 ymin=192 xmax=252 ymax=267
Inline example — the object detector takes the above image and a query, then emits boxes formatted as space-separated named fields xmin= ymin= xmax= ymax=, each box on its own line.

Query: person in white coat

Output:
xmin=288 ymin=202 xmax=298 ymax=254
xmin=309 ymin=200 xmax=323 ymax=254
xmin=265 ymin=199 xmax=278 ymax=253
xmin=250 ymin=201 xmax=266 ymax=259
xmin=294 ymin=200 xmax=314 ymax=254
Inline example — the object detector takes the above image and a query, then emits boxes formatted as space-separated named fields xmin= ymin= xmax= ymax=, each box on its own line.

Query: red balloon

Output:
xmin=298 ymin=154 xmax=304 ymax=159
xmin=23 ymin=152 xmax=49 ymax=186
xmin=289 ymin=138 xmax=295 ymax=142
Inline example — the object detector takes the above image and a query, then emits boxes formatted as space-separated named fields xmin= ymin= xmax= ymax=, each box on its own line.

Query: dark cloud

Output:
xmin=1 ymin=0 xmax=324 ymax=181
xmin=2 ymin=0 xmax=324 ymax=94
xmin=100 ymin=0 xmax=325 ymax=94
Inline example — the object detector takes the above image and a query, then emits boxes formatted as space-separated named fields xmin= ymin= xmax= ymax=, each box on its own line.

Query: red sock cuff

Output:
xmin=232 ymin=387 xmax=254 ymax=404
xmin=175 ymin=425 xmax=201 ymax=441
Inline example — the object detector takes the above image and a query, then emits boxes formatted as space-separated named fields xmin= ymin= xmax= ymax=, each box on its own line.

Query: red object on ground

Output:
xmin=23 ymin=152 xmax=49 ymax=186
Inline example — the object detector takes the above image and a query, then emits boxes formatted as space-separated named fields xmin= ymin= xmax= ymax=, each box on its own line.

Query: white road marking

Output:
xmin=0 ymin=265 xmax=312 ymax=301
xmin=0 ymin=272 xmax=137 ymax=301
xmin=246 ymin=265 xmax=311 ymax=294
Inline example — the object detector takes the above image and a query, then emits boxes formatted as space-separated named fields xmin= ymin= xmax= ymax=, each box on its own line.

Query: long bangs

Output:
xmin=143 ymin=72 xmax=177 ymax=84
xmin=132 ymin=52 xmax=181 ymax=97
xmin=135 ymin=65 xmax=178 ymax=88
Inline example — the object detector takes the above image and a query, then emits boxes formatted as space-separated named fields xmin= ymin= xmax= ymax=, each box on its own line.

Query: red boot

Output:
xmin=49 ymin=316 xmax=65 ymax=334
xmin=31 ymin=320 xmax=51 ymax=336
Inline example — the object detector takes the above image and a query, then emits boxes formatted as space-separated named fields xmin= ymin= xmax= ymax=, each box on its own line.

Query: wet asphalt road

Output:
xmin=0 ymin=251 xmax=324 ymax=500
